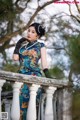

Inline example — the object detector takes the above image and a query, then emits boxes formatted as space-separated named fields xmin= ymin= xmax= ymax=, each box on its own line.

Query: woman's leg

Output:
xmin=19 ymin=84 xmax=30 ymax=120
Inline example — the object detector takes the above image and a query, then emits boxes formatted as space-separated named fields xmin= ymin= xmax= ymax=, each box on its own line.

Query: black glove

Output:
xmin=14 ymin=38 xmax=26 ymax=54
xmin=43 ymin=68 xmax=51 ymax=78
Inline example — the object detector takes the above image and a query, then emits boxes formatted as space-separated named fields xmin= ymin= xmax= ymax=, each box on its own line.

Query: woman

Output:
xmin=13 ymin=23 xmax=50 ymax=120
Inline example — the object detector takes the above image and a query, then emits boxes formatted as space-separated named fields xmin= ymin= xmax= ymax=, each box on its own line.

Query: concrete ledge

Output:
xmin=0 ymin=70 xmax=69 ymax=87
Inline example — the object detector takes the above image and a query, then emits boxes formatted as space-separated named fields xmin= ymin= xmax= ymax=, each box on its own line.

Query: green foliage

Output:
xmin=72 ymin=89 xmax=80 ymax=120
xmin=67 ymin=34 xmax=80 ymax=74
xmin=49 ymin=66 xmax=65 ymax=79
xmin=2 ymin=60 xmax=19 ymax=72
xmin=2 ymin=82 xmax=12 ymax=92
xmin=68 ymin=35 xmax=80 ymax=63
xmin=0 ymin=0 xmax=16 ymax=21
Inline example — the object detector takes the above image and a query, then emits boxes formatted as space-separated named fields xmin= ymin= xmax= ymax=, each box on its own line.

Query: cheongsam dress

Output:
xmin=19 ymin=40 xmax=45 ymax=120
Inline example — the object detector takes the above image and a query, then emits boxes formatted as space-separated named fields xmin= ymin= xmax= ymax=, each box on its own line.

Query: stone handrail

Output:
xmin=0 ymin=70 xmax=69 ymax=87
xmin=0 ymin=70 xmax=72 ymax=120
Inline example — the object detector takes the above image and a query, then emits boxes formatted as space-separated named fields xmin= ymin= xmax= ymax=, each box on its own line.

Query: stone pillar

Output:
xmin=11 ymin=82 xmax=23 ymax=120
xmin=40 ymin=93 xmax=46 ymax=120
xmin=44 ymin=86 xmax=57 ymax=120
xmin=5 ymin=99 xmax=11 ymax=120
xmin=27 ymin=84 xmax=40 ymax=120
xmin=0 ymin=80 xmax=6 ymax=119
xmin=62 ymin=88 xmax=72 ymax=120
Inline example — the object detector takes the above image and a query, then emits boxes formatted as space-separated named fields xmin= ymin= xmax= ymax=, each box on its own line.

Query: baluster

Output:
xmin=0 ymin=80 xmax=6 ymax=119
xmin=5 ymin=99 xmax=11 ymax=120
xmin=44 ymin=87 xmax=57 ymax=120
xmin=11 ymin=82 xmax=23 ymax=120
xmin=40 ymin=93 xmax=46 ymax=120
xmin=27 ymin=84 xmax=40 ymax=120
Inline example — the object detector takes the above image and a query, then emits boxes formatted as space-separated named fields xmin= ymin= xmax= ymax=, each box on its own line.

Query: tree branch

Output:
xmin=63 ymin=0 xmax=80 ymax=23
xmin=74 ymin=0 xmax=80 ymax=13
xmin=68 ymin=4 xmax=80 ymax=23
xmin=0 ymin=0 xmax=59 ymax=44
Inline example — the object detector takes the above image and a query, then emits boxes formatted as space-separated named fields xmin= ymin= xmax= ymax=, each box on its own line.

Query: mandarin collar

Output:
xmin=28 ymin=40 xmax=37 ymax=45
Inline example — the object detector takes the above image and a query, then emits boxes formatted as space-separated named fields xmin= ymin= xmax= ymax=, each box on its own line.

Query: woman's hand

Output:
xmin=13 ymin=54 xmax=19 ymax=61
xmin=13 ymin=38 xmax=26 ymax=61
xmin=14 ymin=38 xmax=26 ymax=54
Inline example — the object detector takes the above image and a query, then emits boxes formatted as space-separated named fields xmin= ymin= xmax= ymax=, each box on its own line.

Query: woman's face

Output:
xmin=26 ymin=26 xmax=39 ymax=42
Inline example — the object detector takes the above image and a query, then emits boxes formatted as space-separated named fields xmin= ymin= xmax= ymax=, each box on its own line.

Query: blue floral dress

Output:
xmin=18 ymin=40 xmax=45 ymax=120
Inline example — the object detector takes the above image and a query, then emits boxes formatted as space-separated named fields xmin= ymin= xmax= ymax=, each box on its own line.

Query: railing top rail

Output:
xmin=0 ymin=70 xmax=69 ymax=88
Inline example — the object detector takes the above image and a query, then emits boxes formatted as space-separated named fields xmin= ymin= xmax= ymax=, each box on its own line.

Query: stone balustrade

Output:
xmin=0 ymin=70 xmax=72 ymax=120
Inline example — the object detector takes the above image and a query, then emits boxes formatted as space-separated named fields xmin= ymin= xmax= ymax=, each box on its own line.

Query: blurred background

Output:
xmin=0 ymin=0 xmax=80 ymax=119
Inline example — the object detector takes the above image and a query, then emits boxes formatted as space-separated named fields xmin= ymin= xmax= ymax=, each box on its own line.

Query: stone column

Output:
xmin=44 ymin=87 xmax=57 ymax=120
xmin=0 ymin=80 xmax=6 ymax=119
xmin=11 ymin=82 xmax=23 ymax=120
xmin=40 ymin=93 xmax=46 ymax=120
xmin=5 ymin=99 xmax=11 ymax=120
xmin=27 ymin=84 xmax=40 ymax=120
xmin=62 ymin=88 xmax=72 ymax=120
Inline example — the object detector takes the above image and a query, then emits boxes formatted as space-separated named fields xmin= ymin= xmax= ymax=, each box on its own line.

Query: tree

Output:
xmin=67 ymin=34 xmax=80 ymax=82
xmin=67 ymin=0 xmax=80 ymax=23
xmin=0 ymin=0 xmax=57 ymax=52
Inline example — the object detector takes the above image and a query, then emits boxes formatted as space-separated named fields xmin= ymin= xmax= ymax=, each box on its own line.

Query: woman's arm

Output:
xmin=41 ymin=47 xmax=51 ymax=78
xmin=41 ymin=47 xmax=48 ymax=69
xmin=13 ymin=38 xmax=26 ymax=61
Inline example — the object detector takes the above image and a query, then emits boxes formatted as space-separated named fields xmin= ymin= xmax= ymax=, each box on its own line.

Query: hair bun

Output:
xmin=30 ymin=23 xmax=45 ymax=37
xmin=38 ymin=25 xmax=45 ymax=37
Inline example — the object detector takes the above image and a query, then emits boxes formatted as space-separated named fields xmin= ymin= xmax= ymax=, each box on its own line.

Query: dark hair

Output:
xmin=29 ymin=23 xmax=45 ymax=37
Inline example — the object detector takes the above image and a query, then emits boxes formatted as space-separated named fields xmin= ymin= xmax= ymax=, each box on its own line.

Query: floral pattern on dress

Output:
xmin=19 ymin=40 xmax=45 ymax=120
xmin=19 ymin=41 xmax=45 ymax=75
